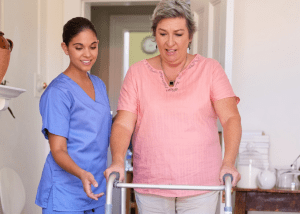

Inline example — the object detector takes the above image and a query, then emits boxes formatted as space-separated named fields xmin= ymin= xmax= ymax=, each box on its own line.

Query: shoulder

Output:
xmin=194 ymin=54 xmax=219 ymax=66
xmin=128 ymin=56 xmax=160 ymax=77
xmin=46 ymin=73 xmax=71 ymax=91
xmin=41 ymin=74 xmax=73 ymax=103
xmin=124 ymin=60 xmax=146 ymax=80
xmin=144 ymin=55 xmax=161 ymax=70
xmin=193 ymin=54 xmax=223 ymax=73
xmin=129 ymin=59 xmax=147 ymax=71
xmin=130 ymin=55 xmax=161 ymax=70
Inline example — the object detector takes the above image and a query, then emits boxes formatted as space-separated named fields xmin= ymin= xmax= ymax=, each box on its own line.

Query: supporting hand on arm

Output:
xmin=48 ymin=133 xmax=104 ymax=200
xmin=213 ymin=97 xmax=242 ymax=186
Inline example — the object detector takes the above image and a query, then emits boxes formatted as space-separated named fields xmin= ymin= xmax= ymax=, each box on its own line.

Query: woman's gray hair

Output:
xmin=151 ymin=0 xmax=196 ymax=39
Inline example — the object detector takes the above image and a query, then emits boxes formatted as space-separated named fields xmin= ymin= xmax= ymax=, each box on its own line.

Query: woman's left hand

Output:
xmin=219 ymin=162 xmax=241 ymax=187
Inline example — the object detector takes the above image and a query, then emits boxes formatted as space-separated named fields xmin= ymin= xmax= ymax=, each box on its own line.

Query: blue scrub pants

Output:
xmin=42 ymin=188 xmax=104 ymax=214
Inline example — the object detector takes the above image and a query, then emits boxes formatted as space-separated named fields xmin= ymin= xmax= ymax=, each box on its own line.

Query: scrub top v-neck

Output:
xmin=36 ymin=73 xmax=112 ymax=211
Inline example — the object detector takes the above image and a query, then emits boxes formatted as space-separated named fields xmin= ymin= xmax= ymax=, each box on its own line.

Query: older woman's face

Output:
xmin=156 ymin=17 xmax=192 ymax=64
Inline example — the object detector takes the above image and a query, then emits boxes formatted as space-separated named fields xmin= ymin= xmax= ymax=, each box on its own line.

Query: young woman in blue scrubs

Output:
xmin=35 ymin=17 xmax=112 ymax=214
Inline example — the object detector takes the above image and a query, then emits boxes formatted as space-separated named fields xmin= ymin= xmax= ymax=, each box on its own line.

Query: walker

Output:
xmin=105 ymin=172 xmax=233 ymax=214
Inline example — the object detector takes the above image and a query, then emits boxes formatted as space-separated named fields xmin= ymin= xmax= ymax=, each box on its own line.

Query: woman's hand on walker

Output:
xmin=104 ymin=161 xmax=125 ymax=182
xmin=219 ymin=163 xmax=241 ymax=187
xmin=80 ymin=171 xmax=104 ymax=200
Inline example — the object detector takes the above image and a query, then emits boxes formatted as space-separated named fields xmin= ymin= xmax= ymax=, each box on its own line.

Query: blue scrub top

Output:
xmin=35 ymin=73 xmax=112 ymax=211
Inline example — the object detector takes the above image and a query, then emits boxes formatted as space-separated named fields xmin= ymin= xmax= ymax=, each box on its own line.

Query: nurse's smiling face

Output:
xmin=62 ymin=29 xmax=99 ymax=73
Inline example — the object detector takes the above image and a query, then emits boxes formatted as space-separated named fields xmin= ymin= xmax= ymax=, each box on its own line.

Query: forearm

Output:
xmin=104 ymin=110 xmax=136 ymax=181
xmin=52 ymin=150 xmax=85 ymax=179
xmin=222 ymin=115 xmax=242 ymax=166
xmin=110 ymin=122 xmax=132 ymax=164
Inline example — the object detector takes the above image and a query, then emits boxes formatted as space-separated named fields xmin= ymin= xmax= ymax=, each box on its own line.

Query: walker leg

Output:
xmin=223 ymin=174 xmax=233 ymax=214
xmin=105 ymin=172 xmax=120 ymax=214
xmin=121 ymin=187 xmax=126 ymax=214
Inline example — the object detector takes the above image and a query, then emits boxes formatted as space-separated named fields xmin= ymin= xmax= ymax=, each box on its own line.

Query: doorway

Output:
xmin=0 ymin=0 xmax=3 ymax=31
xmin=90 ymin=5 xmax=156 ymax=114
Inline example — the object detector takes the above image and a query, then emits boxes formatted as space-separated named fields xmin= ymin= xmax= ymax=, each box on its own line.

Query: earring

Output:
xmin=156 ymin=45 xmax=158 ymax=49
xmin=188 ymin=42 xmax=191 ymax=50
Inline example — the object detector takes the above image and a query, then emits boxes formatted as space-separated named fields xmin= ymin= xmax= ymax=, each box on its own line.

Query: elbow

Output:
xmin=221 ymin=114 xmax=242 ymax=129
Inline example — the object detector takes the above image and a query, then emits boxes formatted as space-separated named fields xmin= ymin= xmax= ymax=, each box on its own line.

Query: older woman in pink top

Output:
xmin=104 ymin=0 xmax=241 ymax=213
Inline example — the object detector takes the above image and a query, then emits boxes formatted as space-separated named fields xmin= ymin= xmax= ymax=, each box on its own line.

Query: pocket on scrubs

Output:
xmin=52 ymin=169 xmax=94 ymax=208
xmin=52 ymin=169 xmax=83 ymax=191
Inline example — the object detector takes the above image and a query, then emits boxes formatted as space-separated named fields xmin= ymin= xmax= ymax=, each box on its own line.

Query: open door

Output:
xmin=190 ymin=0 xmax=235 ymax=213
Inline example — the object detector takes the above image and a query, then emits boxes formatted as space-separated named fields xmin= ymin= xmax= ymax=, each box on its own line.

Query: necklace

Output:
xmin=160 ymin=55 xmax=188 ymax=86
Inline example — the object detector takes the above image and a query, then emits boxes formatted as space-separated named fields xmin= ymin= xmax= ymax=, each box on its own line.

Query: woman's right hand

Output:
xmin=104 ymin=161 xmax=125 ymax=182
xmin=80 ymin=170 xmax=104 ymax=200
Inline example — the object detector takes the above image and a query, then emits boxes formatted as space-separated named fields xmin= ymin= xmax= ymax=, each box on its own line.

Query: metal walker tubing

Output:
xmin=105 ymin=172 xmax=233 ymax=214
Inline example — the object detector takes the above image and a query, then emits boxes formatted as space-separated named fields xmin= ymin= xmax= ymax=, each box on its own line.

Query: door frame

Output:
xmin=0 ymin=0 xmax=3 ymax=31
xmin=191 ymin=0 xmax=234 ymax=82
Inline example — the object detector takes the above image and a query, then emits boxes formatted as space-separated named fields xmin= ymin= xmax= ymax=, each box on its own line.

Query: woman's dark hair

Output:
xmin=63 ymin=17 xmax=97 ymax=46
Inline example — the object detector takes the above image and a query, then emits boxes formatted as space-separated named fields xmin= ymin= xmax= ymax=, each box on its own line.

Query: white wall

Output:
xmin=232 ymin=0 xmax=300 ymax=213
xmin=0 ymin=0 xmax=63 ymax=213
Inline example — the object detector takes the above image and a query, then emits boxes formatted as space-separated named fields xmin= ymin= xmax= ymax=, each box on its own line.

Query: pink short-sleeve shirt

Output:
xmin=117 ymin=54 xmax=238 ymax=197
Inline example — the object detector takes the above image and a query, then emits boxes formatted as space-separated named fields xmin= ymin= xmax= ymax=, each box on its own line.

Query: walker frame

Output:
xmin=105 ymin=172 xmax=233 ymax=214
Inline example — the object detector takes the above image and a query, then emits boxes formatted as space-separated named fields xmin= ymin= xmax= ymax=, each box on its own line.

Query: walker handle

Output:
xmin=105 ymin=171 xmax=120 ymax=214
xmin=111 ymin=171 xmax=120 ymax=182
xmin=223 ymin=173 xmax=233 ymax=184
xmin=222 ymin=173 xmax=233 ymax=214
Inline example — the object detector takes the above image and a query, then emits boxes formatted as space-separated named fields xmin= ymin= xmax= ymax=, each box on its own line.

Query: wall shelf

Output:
xmin=0 ymin=85 xmax=26 ymax=111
